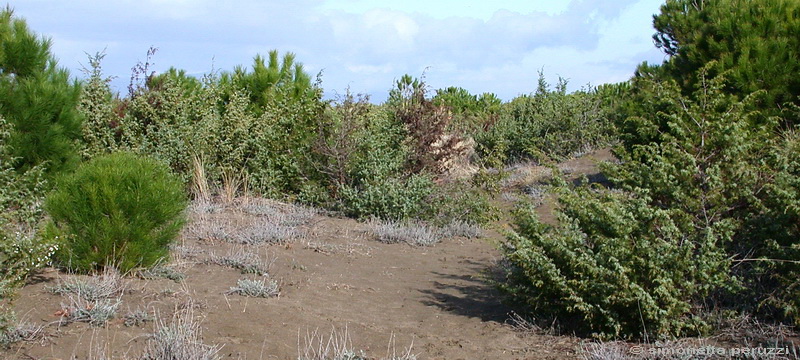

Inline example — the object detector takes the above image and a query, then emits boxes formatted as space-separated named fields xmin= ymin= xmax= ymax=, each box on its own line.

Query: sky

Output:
xmin=7 ymin=0 xmax=668 ymax=102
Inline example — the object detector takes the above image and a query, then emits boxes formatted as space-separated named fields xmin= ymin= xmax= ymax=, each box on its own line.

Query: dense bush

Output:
xmin=339 ymin=174 xmax=436 ymax=221
xmin=476 ymin=74 xmax=614 ymax=164
xmin=45 ymin=152 xmax=187 ymax=273
xmin=78 ymin=52 xmax=120 ymax=159
xmin=500 ymin=67 xmax=800 ymax=338
xmin=221 ymin=50 xmax=313 ymax=114
xmin=0 ymin=115 xmax=55 ymax=333
xmin=433 ymin=86 xmax=501 ymax=135
xmin=501 ymin=186 xmax=730 ymax=339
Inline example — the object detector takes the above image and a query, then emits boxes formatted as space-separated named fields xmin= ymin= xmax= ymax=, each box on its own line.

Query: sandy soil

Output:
xmin=1 ymin=149 xmax=618 ymax=360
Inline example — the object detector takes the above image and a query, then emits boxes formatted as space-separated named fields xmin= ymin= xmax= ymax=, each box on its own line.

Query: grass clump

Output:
xmin=368 ymin=219 xmax=440 ymax=246
xmin=141 ymin=305 xmax=221 ymax=360
xmin=138 ymin=265 xmax=186 ymax=283
xmin=226 ymin=278 xmax=280 ymax=298
xmin=0 ymin=321 xmax=47 ymax=348
xmin=49 ymin=268 xmax=124 ymax=302
xmin=209 ymin=246 xmax=273 ymax=276
xmin=45 ymin=152 xmax=188 ymax=273
xmin=58 ymin=295 xmax=120 ymax=327
xmin=298 ymin=326 xmax=417 ymax=360
xmin=124 ymin=307 xmax=154 ymax=327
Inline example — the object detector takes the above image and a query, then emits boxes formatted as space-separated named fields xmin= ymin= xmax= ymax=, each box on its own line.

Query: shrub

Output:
xmin=499 ymin=68 xmax=800 ymax=338
xmin=500 ymin=187 xmax=731 ymax=339
xmin=433 ymin=86 xmax=501 ymax=135
xmin=45 ymin=152 xmax=187 ymax=273
xmin=78 ymin=51 xmax=120 ymax=159
xmin=476 ymin=73 xmax=613 ymax=164
xmin=0 ymin=115 xmax=54 ymax=334
xmin=57 ymin=295 xmax=119 ymax=327
xmin=338 ymin=174 xmax=435 ymax=221
xmin=389 ymin=75 xmax=465 ymax=174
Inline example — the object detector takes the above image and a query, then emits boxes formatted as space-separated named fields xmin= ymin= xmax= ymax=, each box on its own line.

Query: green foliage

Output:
xmin=757 ymin=129 xmax=800 ymax=324
xmin=615 ymin=66 xmax=800 ymax=325
xmin=0 ymin=8 xmax=83 ymax=176
xmin=501 ymin=186 xmax=730 ymax=339
xmin=222 ymin=50 xmax=312 ymax=115
xmin=148 ymin=67 xmax=203 ymax=96
xmin=476 ymin=73 xmax=614 ymax=164
xmin=338 ymin=173 xmax=435 ymax=221
xmin=653 ymin=0 xmax=800 ymax=118
xmin=78 ymin=52 xmax=120 ymax=159
xmin=430 ymin=180 xmax=498 ymax=226
xmin=45 ymin=152 xmax=187 ymax=273
xmin=245 ymin=83 xmax=326 ymax=197
xmin=433 ymin=86 xmax=501 ymax=134
xmin=120 ymin=72 xmax=198 ymax=183
xmin=100 ymin=50 xmax=324 ymax=200
xmin=501 ymin=65 xmax=800 ymax=338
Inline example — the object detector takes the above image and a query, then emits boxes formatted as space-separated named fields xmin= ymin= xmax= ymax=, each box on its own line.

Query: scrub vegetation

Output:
xmin=0 ymin=0 xmax=798 ymax=357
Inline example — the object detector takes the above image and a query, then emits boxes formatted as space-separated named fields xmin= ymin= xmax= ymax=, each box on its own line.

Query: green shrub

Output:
xmin=433 ymin=86 xmax=501 ymax=135
xmin=46 ymin=152 xmax=187 ymax=273
xmin=653 ymin=0 xmax=800 ymax=119
xmin=499 ymin=68 xmax=800 ymax=339
xmin=78 ymin=52 xmax=120 ymax=159
xmin=500 ymin=186 xmax=731 ymax=339
xmin=476 ymin=73 xmax=613 ymax=164
xmin=430 ymin=180 xmax=497 ymax=226
xmin=338 ymin=174 xmax=435 ymax=221
xmin=0 ymin=115 xmax=55 ymax=333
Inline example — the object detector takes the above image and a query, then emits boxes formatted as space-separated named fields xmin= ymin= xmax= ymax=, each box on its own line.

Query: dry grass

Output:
xmin=191 ymin=153 xmax=211 ymax=203
xmin=141 ymin=302 xmax=221 ymax=360
xmin=0 ymin=320 xmax=48 ymax=346
xmin=49 ymin=267 xmax=125 ymax=302
xmin=138 ymin=264 xmax=186 ymax=283
xmin=367 ymin=219 xmax=440 ymax=246
xmin=208 ymin=246 xmax=274 ymax=276
xmin=57 ymin=294 xmax=120 ymax=326
xmin=124 ymin=307 xmax=154 ymax=327
xmin=226 ymin=278 xmax=280 ymax=298
xmin=440 ymin=220 xmax=483 ymax=239
xmin=298 ymin=326 xmax=416 ymax=360
xmin=183 ymin=197 xmax=315 ymax=245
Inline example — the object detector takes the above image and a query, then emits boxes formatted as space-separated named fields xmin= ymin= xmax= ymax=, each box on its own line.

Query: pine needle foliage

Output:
xmin=0 ymin=8 xmax=83 ymax=176
xmin=45 ymin=152 xmax=187 ymax=273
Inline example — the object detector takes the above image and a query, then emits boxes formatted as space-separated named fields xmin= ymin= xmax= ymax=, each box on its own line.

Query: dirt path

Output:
xmin=2 ymin=150 xmax=616 ymax=360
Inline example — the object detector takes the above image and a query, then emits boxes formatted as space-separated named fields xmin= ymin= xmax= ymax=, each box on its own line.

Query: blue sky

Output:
xmin=8 ymin=0 xmax=667 ymax=101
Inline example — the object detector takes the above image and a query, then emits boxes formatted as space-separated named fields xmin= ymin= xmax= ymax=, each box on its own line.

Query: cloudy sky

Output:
xmin=9 ymin=0 xmax=667 ymax=101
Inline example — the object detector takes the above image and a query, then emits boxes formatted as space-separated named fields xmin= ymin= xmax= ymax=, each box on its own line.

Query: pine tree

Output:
xmin=652 ymin=0 xmax=800 ymax=117
xmin=223 ymin=50 xmax=312 ymax=114
xmin=0 ymin=8 xmax=83 ymax=176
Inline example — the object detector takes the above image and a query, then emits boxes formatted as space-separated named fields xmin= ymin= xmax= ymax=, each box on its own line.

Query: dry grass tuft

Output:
xmin=49 ymin=267 xmax=125 ymax=302
xmin=208 ymin=246 xmax=274 ymax=276
xmin=141 ymin=302 xmax=221 ymax=360
xmin=368 ymin=219 xmax=440 ymax=246
xmin=226 ymin=278 xmax=280 ymax=298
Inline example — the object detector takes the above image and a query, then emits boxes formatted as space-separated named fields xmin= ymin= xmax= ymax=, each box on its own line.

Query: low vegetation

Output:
xmin=0 ymin=0 xmax=798 ymax=356
xmin=45 ymin=152 xmax=188 ymax=273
